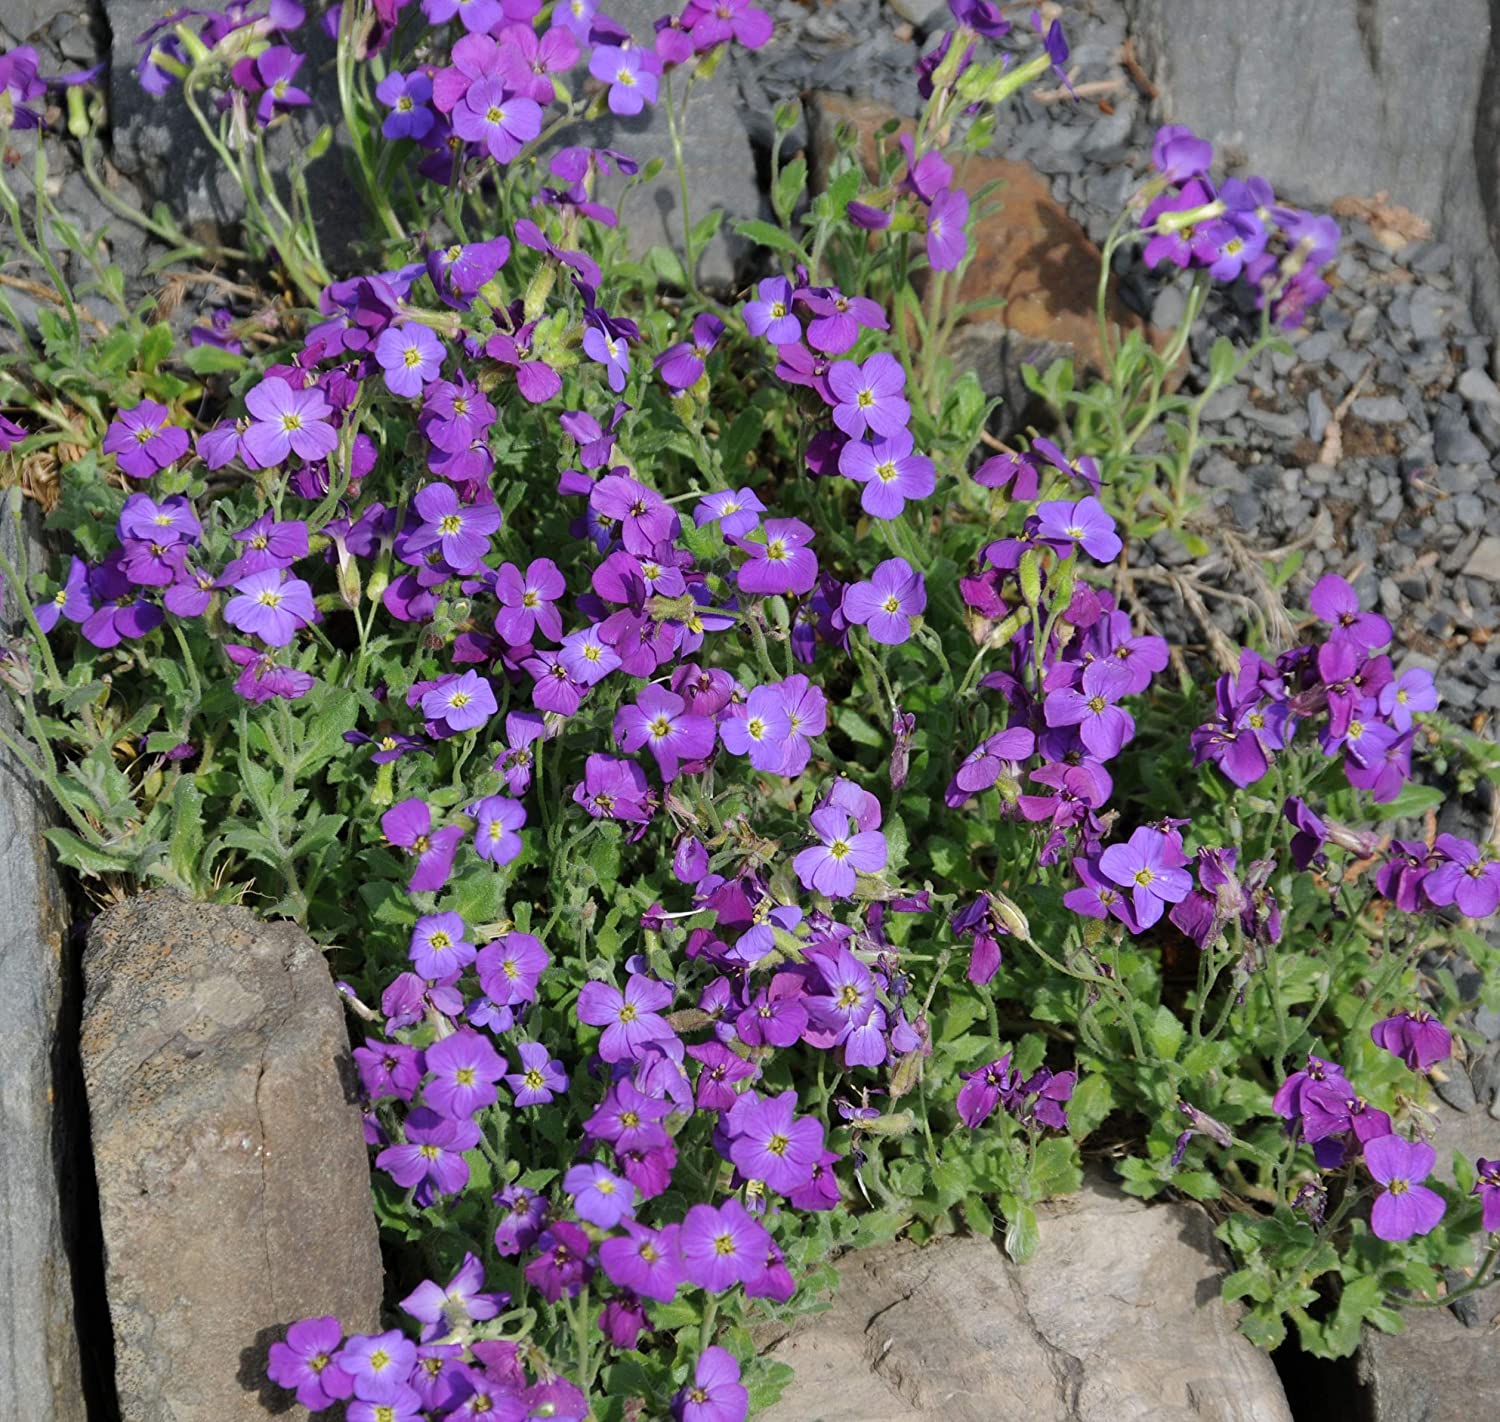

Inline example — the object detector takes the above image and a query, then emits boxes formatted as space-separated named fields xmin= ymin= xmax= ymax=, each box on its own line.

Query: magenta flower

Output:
xmin=1035 ymin=496 xmax=1122 ymax=563
xmin=267 ymin=1317 xmax=355 ymax=1412
xmin=1364 ymin=1135 xmax=1446 ymax=1242
xmin=793 ymin=806 xmax=887 ymax=899
xmin=376 ymin=1108 xmax=479 ymax=1201
xmin=674 ymin=1347 xmax=749 ymax=1422
xmin=678 ymin=1199 xmax=771 ymax=1292
xmin=524 ymin=1222 xmax=594 ymax=1303
xmin=494 ymin=558 xmax=565 ymax=644
xmin=827 ymin=352 xmax=911 ymax=439
xmin=375 ymin=323 xmax=446 ymax=397
xmin=735 ymin=517 xmax=818 ymax=596
xmin=614 ymin=685 xmax=716 ymax=781
xmin=505 ymin=1040 xmax=568 ymax=1106
xmin=576 ymin=973 xmax=674 ymax=1063
xmin=841 ymin=557 xmax=926 ymax=645
xmin=241 ymin=376 xmax=337 ymax=469
xmin=564 ymin=1162 xmax=636 ymax=1227
xmin=839 ymin=428 xmax=936 ymax=519
xmin=1098 ymin=826 xmax=1192 ymax=929
xmin=600 ymin=1220 xmax=684 ymax=1303
xmin=103 ymin=400 xmax=189 ymax=479
xmin=729 ymin=1089 xmax=825 ymax=1194
xmin=926 ymin=186 xmax=969 ymax=270
xmin=422 ymin=1028 xmax=505 ymax=1118
xmin=420 ymin=670 xmax=497 ymax=733
xmin=1371 ymin=1011 xmax=1452 ymax=1071
xmin=1308 ymin=573 xmax=1392 ymax=652
xmin=589 ymin=44 xmax=660 ymax=115
xmin=472 ymin=794 xmax=525 ymax=865
xmin=382 ymin=798 xmax=465 ymax=893
xmin=409 ymin=912 xmax=476 ymax=980
xmin=223 ymin=568 xmax=315 ymax=647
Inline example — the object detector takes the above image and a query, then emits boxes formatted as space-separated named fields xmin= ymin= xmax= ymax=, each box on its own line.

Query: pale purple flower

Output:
xmin=506 ymin=1040 xmax=568 ymax=1105
xmin=223 ymin=569 xmax=315 ymax=646
xmin=452 ymin=76 xmax=542 ymax=161
xmin=565 ymin=1162 xmax=636 ymax=1227
xmin=673 ymin=1347 xmax=748 ymax=1422
xmin=407 ymin=483 xmax=502 ymax=569
xmin=926 ymin=186 xmax=969 ymax=270
xmin=494 ymin=558 xmax=565 ymax=644
xmin=839 ymin=429 xmax=935 ymax=519
xmin=841 ymin=557 xmax=926 ymax=645
xmin=678 ymin=1200 xmax=771 ymax=1292
xmin=473 ymin=794 xmax=525 ymax=865
xmin=614 ymin=685 xmax=715 ymax=781
xmin=382 ymin=798 xmax=465 ymax=893
xmin=409 ymin=912 xmax=476 ymax=980
xmin=420 ymin=669 xmax=497 ymax=732
xmin=743 ymin=276 xmax=799 ymax=343
xmin=103 ymin=400 xmax=188 ymax=478
xmin=375 ymin=323 xmax=446 ymax=397
xmin=1036 ymin=496 xmax=1122 ymax=563
xmin=735 ymin=518 xmax=817 ymax=596
xmin=1098 ymin=826 xmax=1192 ymax=930
xmin=576 ymin=973 xmax=674 ymax=1063
xmin=694 ymin=487 xmax=766 ymax=539
xmin=793 ymin=805 xmax=887 ymax=899
xmin=827 ymin=352 xmax=911 ymax=439
xmin=589 ymin=44 xmax=659 ymax=115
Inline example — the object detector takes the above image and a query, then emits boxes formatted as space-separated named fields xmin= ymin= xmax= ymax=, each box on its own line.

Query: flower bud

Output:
xmin=991 ymin=890 xmax=1032 ymax=943
xmin=523 ymin=263 xmax=557 ymax=323
xmin=1018 ymin=550 xmax=1042 ymax=609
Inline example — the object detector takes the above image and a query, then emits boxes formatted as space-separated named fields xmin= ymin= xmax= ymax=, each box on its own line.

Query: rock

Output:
xmin=1359 ymin=1307 xmax=1500 ymax=1421
xmin=1122 ymin=0 xmax=1500 ymax=358
xmin=1433 ymin=412 xmax=1491 ymax=464
xmin=1463 ymin=536 xmax=1500 ymax=583
xmin=757 ymin=1176 xmax=1293 ymax=1422
xmin=82 ymin=893 xmax=382 ymax=1421
xmin=1352 ymin=395 xmax=1411 ymax=424
xmin=1458 ymin=366 xmax=1500 ymax=408
xmin=0 ymin=511 xmax=88 ymax=1422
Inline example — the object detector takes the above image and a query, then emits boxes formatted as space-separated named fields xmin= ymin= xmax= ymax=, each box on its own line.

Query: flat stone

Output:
xmin=83 ymin=893 xmax=382 ymax=1422
xmin=758 ymin=1176 xmax=1292 ymax=1422
xmin=1458 ymin=367 xmax=1500 ymax=407
xmin=1352 ymin=395 xmax=1412 ymax=425
xmin=1432 ymin=412 xmax=1491 ymax=464
xmin=0 ymin=511 xmax=88 ymax=1422
xmin=1463 ymin=536 xmax=1500 ymax=582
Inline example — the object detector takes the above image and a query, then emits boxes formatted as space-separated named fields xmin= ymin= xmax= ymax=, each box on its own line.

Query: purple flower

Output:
xmin=576 ymin=973 xmax=674 ymax=1063
xmin=694 ymin=487 xmax=766 ymax=539
xmin=1309 ymin=573 xmax=1391 ymax=652
xmin=734 ymin=517 xmax=817 ymax=596
xmin=494 ymin=558 xmax=565 ymax=645
xmin=1474 ymin=1158 xmax=1500 ymax=1233
xmin=103 ymin=400 xmax=188 ymax=479
xmin=223 ymin=569 xmax=315 ymax=646
xmin=1035 ymin=496 xmax=1122 ymax=563
xmin=793 ymin=805 xmax=887 ymax=899
xmin=839 ymin=429 xmax=935 ymax=519
xmin=656 ymin=312 xmax=725 ymax=390
xmin=1372 ymin=1011 xmax=1452 ymax=1072
xmin=1151 ymin=123 xmax=1213 ymax=182
xmin=678 ymin=1199 xmax=771 ymax=1292
xmin=242 ymin=376 xmax=338 ymax=468
xmin=600 ymin=1220 xmax=683 ymax=1303
xmin=1377 ymin=666 xmax=1438 ymax=732
xmin=409 ymin=912 xmax=476 ymax=980
xmin=1098 ymin=826 xmax=1192 ymax=930
xmin=614 ymin=685 xmax=715 ymax=781
xmin=375 ymin=323 xmax=446 ymax=397
xmin=674 ymin=1347 xmax=749 ymax=1422
xmin=224 ymin=645 xmax=314 ymax=703
xmin=565 ymin=1162 xmax=636 ymax=1227
xmin=376 ymin=70 xmax=435 ymax=140
xmin=743 ymin=276 xmax=800 ymax=343
xmin=382 ymin=798 xmax=465 ymax=893
xmin=572 ymin=753 xmax=653 ymax=822
xmin=827 ymin=353 xmax=911 ymax=439
xmin=267 ymin=1316 xmax=355 ymax=1411
xmin=506 ymin=1040 xmax=568 ymax=1106
xmin=1421 ymin=835 xmax=1500 ymax=918
xmin=472 ymin=794 xmax=526 ymax=865
xmin=422 ymin=1028 xmax=505 ymax=1118
xmin=524 ymin=1221 xmax=594 ymax=1303
xmin=1364 ymin=1135 xmax=1446 ymax=1242
xmin=421 ymin=669 xmax=497 ymax=733
xmin=583 ymin=314 xmax=632 ymax=393
xmin=400 ymin=1252 xmax=505 ymax=1342
xmin=589 ymin=44 xmax=660 ymax=115
xmin=36 ymin=556 xmax=93 ymax=633
xmin=377 ymin=1108 xmax=479 ymax=1201
xmin=346 ymin=1389 xmax=423 ymax=1422
xmin=926 ymin=186 xmax=969 ymax=270
xmin=249 ymin=46 xmax=311 ymax=125
xmin=407 ymin=483 xmax=502 ymax=569
xmin=1045 ymin=661 xmax=1136 ymax=760
xmin=841 ymin=558 xmax=926 ymax=645
xmin=957 ymin=1057 xmax=1012 ymax=1128
xmin=336 ymin=1328 xmax=417 ymax=1404
xmin=453 ymin=76 xmax=543 ymax=161
xmin=729 ymin=1089 xmax=825 ymax=1194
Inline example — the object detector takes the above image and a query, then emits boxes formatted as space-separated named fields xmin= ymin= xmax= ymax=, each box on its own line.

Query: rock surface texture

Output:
xmin=757 ymin=1177 xmax=1293 ymax=1422
xmin=0 ymin=515 xmax=87 ymax=1421
xmin=82 ymin=893 xmax=383 ymax=1422
xmin=1123 ymin=0 xmax=1500 ymax=348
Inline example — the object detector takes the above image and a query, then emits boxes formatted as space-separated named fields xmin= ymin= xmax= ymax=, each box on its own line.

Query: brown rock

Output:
xmin=757 ymin=1175 xmax=1292 ymax=1422
xmin=82 ymin=892 xmax=383 ymax=1421
xmin=804 ymin=92 xmax=1162 ymax=421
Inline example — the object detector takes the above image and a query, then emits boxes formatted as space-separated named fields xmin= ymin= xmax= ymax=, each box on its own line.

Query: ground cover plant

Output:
xmin=3 ymin=1 xmax=1500 ymax=1416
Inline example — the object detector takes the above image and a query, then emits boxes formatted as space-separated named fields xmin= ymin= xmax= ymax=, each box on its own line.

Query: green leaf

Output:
xmin=181 ymin=343 xmax=247 ymax=375
xmin=1003 ymin=1200 xmax=1040 ymax=1262
xmin=732 ymin=218 xmax=808 ymax=260
xmin=43 ymin=826 xmax=133 ymax=876
xmin=773 ymin=156 xmax=807 ymax=225
xmin=1146 ymin=1004 xmax=1186 ymax=1061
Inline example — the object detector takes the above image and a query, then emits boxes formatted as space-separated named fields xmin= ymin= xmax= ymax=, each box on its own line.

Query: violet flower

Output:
xmin=827 ymin=352 xmax=911 ymax=439
xmin=506 ymin=1041 xmax=568 ymax=1106
xmin=1364 ymin=1135 xmax=1446 ymax=1243
xmin=382 ymin=797 xmax=465 ymax=893
xmin=678 ymin=1199 xmax=771 ymax=1292
xmin=673 ymin=1347 xmax=748 ymax=1422
xmin=1097 ymin=825 xmax=1192 ymax=929
xmin=267 ymin=1317 xmax=355 ymax=1412
xmin=103 ymin=400 xmax=189 ymax=479
xmin=223 ymin=569 xmax=315 ymax=646
xmin=840 ymin=557 xmax=926 ymax=645
xmin=793 ymin=806 xmax=887 ymax=899
xmin=1371 ymin=1011 xmax=1452 ymax=1071
xmin=839 ymin=429 xmax=936 ymax=519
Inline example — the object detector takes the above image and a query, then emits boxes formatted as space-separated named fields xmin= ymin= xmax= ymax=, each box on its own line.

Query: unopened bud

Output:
xmin=1018 ymin=551 xmax=1042 ymax=609
xmin=991 ymin=890 xmax=1031 ymax=943
xmin=522 ymin=262 xmax=557 ymax=323
xmin=860 ymin=1110 xmax=916 ymax=1137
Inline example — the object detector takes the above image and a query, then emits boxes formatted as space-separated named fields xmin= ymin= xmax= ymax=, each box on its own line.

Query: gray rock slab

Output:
xmin=0 ymin=512 xmax=87 ymax=1421
xmin=82 ymin=893 xmax=383 ymax=1422
xmin=757 ymin=1176 xmax=1293 ymax=1422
